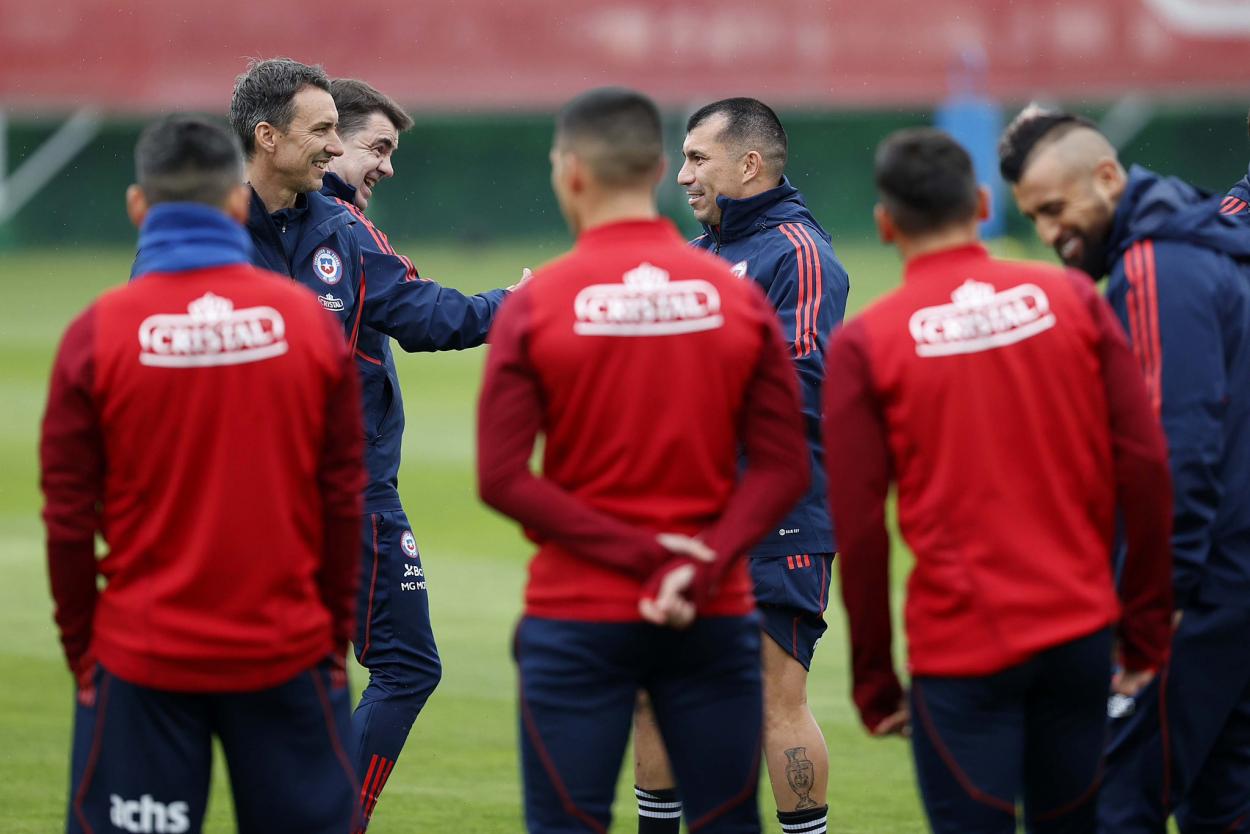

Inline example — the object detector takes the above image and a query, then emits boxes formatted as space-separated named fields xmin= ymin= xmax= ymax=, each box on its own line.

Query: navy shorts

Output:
xmin=66 ymin=659 xmax=357 ymax=834
xmin=749 ymin=552 xmax=834 ymax=669
xmin=515 ymin=615 xmax=763 ymax=833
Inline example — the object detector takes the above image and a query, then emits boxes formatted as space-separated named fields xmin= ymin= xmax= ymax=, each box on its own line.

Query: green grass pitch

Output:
xmin=0 ymin=235 xmax=1039 ymax=832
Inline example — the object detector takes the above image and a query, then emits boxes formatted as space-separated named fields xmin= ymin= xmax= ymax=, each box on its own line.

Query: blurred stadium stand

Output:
xmin=1 ymin=0 xmax=1248 ymax=246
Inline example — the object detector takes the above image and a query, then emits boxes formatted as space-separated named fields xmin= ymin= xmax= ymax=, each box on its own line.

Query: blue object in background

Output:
xmin=936 ymin=49 xmax=1005 ymax=239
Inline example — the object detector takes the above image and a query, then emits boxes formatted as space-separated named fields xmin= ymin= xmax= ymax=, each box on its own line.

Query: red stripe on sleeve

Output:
xmin=1071 ymin=273 xmax=1173 ymax=671
xmin=1141 ymin=240 xmax=1163 ymax=416
xmin=793 ymin=224 xmax=825 ymax=356
xmin=1124 ymin=242 xmax=1160 ymax=416
xmin=348 ymin=257 xmax=367 ymax=355
xmin=336 ymin=198 xmax=394 ymax=256
xmin=778 ymin=224 xmax=812 ymax=357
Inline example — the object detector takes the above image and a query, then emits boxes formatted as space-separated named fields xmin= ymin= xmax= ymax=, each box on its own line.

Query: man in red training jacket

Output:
xmin=41 ymin=114 xmax=364 ymax=834
xmin=477 ymin=87 xmax=810 ymax=833
xmin=823 ymin=127 xmax=1174 ymax=833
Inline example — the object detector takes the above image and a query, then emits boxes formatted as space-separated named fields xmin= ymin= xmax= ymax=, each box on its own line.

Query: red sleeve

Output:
xmin=476 ymin=289 xmax=667 ymax=577
xmin=690 ymin=294 xmax=810 ymax=598
xmin=1075 ymin=274 xmax=1174 ymax=671
xmin=40 ymin=305 xmax=104 ymax=678
xmin=315 ymin=313 xmax=366 ymax=653
xmin=822 ymin=318 xmax=904 ymax=732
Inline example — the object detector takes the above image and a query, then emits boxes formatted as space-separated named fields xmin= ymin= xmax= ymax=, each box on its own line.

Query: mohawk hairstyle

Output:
xmin=997 ymin=105 xmax=1097 ymax=183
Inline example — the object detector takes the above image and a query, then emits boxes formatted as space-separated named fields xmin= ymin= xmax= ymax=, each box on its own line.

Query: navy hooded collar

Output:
xmin=131 ymin=203 xmax=253 ymax=278
xmin=705 ymin=177 xmax=828 ymax=245
xmin=1105 ymin=164 xmax=1250 ymax=271
xmin=320 ymin=172 xmax=357 ymax=204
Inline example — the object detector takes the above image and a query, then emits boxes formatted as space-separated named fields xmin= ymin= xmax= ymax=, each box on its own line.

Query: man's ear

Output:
xmin=565 ymin=152 xmax=588 ymax=195
xmin=976 ymin=185 xmax=991 ymax=222
xmin=253 ymin=122 xmax=279 ymax=156
xmin=742 ymin=150 xmax=763 ymax=185
xmin=126 ymin=184 xmax=149 ymax=229
xmin=873 ymin=202 xmax=896 ymax=246
xmin=223 ymin=183 xmax=251 ymax=224
xmin=1092 ymin=157 xmax=1126 ymax=200
xmin=651 ymin=156 xmax=668 ymax=187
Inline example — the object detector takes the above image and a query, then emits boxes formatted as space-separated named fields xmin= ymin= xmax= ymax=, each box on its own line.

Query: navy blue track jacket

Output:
xmin=246 ymin=177 xmax=506 ymax=511
xmin=693 ymin=178 xmax=850 ymax=557
xmin=1222 ymin=164 xmax=1250 ymax=217
xmin=1104 ymin=165 xmax=1250 ymax=609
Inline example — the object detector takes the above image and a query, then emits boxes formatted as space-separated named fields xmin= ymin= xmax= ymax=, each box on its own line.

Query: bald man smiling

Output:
xmin=1001 ymin=106 xmax=1250 ymax=834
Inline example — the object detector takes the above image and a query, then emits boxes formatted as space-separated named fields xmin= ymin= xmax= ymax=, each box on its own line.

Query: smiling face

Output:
xmin=1011 ymin=138 xmax=1125 ymax=277
xmin=678 ymin=113 xmax=747 ymax=227
xmin=327 ymin=112 xmax=399 ymax=210
xmin=270 ymin=86 xmax=343 ymax=195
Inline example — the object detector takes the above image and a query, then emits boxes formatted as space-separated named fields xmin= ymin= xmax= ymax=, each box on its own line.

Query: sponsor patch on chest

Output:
xmin=138 ymin=292 xmax=288 ymax=368
xmin=573 ymin=262 xmax=723 ymax=336
xmin=909 ymin=279 xmax=1056 ymax=357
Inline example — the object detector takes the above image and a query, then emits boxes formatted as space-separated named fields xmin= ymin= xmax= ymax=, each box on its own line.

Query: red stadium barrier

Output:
xmin=1 ymin=0 xmax=1248 ymax=111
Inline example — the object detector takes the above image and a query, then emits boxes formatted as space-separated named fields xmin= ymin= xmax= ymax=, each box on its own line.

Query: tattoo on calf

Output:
xmin=784 ymin=746 xmax=817 ymax=809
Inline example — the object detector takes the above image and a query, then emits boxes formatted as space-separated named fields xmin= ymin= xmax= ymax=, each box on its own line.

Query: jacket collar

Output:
xmin=320 ymin=172 xmax=357 ymax=204
xmin=245 ymin=185 xmax=356 ymax=276
xmin=131 ymin=203 xmax=253 ymax=278
xmin=576 ymin=217 xmax=679 ymax=248
xmin=902 ymin=243 xmax=989 ymax=283
xmin=705 ymin=177 xmax=801 ymax=243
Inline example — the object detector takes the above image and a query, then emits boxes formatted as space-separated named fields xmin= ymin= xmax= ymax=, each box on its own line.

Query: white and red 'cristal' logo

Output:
xmin=573 ymin=262 xmax=723 ymax=336
xmin=138 ymin=292 xmax=288 ymax=368
xmin=909 ymin=279 xmax=1056 ymax=357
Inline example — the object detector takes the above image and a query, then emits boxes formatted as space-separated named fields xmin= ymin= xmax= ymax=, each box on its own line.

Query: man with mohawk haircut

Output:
xmin=1001 ymin=104 xmax=1250 ymax=834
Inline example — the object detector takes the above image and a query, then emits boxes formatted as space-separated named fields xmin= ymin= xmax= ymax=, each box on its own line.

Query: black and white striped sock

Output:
xmin=635 ymin=785 xmax=681 ymax=834
xmin=778 ymin=805 xmax=828 ymax=834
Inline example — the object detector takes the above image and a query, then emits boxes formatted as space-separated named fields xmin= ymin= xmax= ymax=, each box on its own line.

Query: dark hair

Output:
xmin=134 ymin=114 xmax=244 ymax=206
xmin=229 ymin=57 xmax=331 ymax=157
xmin=686 ymin=97 xmax=787 ymax=175
xmin=330 ymin=78 xmax=414 ymax=138
xmin=998 ymin=106 xmax=1098 ymax=183
xmin=874 ymin=127 xmax=979 ymax=235
xmin=554 ymin=87 xmax=663 ymax=186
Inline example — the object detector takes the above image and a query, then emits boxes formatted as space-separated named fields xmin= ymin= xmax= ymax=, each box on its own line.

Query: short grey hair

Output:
xmin=229 ymin=57 xmax=331 ymax=158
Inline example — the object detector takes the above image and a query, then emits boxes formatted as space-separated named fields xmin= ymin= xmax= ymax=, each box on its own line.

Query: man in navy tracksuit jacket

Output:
xmin=1003 ymin=108 xmax=1250 ymax=833
xmin=321 ymin=168 xmax=506 ymax=825
xmin=228 ymin=60 xmax=507 ymax=830
xmin=632 ymin=98 xmax=849 ymax=834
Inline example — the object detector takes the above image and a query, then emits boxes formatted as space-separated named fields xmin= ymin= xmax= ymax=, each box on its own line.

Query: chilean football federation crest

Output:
xmin=401 ymin=530 xmax=419 ymax=558
xmin=313 ymin=247 xmax=343 ymax=285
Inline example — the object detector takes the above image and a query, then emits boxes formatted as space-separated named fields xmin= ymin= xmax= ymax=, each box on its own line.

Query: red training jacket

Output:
xmin=823 ymin=244 xmax=1173 ymax=731
xmin=41 ymin=265 xmax=364 ymax=692
xmin=478 ymin=218 xmax=809 ymax=621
